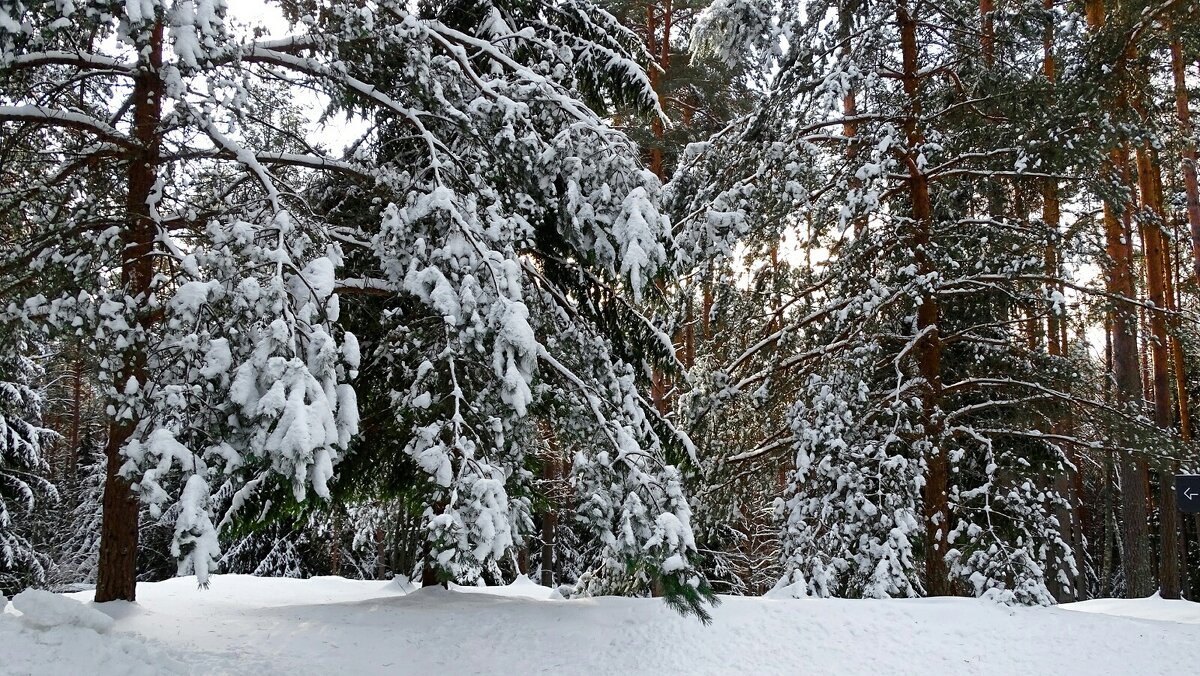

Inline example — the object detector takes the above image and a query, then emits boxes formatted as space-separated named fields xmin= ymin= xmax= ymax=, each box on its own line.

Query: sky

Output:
xmin=226 ymin=0 xmax=368 ymax=155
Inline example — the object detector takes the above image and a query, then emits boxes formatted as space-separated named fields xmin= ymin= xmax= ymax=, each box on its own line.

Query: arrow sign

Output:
xmin=1177 ymin=475 xmax=1200 ymax=514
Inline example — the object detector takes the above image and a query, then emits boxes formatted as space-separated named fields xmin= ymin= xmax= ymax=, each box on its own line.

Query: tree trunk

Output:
xmin=375 ymin=527 xmax=387 ymax=579
xmin=1165 ymin=225 xmax=1190 ymax=598
xmin=898 ymin=0 xmax=948 ymax=597
xmin=1042 ymin=14 xmax=1084 ymax=598
xmin=645 ymin=0 xmax=671 ymax=180
xmin=420 ymin=543 xmax=440 ymax=587
xmin=839 ymin=0 xmax=865 ymax=236
xmin=1135 ymin=146 xmax=1179 ymax=597
xmin=1101 ymin=451 xmax=1116 ymax=594
xmin=1042 ymin=0 xmax=1063 ymax=357
xmin=1168 ymin=37 xmax=1200 ymax=285
xmin=67 ymin=350 xmax=84 ymax=480
xmin=980 ymin=0 xmax=995 ymax=68
xmin=330 ymin=513 xmax=343 ymax=576
xmin=1085 ymin=0 xmax=1154 ymax=599
xmin=95 ymin=17 xmax=165 ymax=604
xmin=1111 ymin=147 xmax=1155 ymax=598
xmin=540 ymin=463 xmax=558 ymax=588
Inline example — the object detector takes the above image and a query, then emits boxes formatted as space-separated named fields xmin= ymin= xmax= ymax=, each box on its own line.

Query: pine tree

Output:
xmin=673 ymin=0 xmax=1135 ymax=602
xmin=0 ymin=331 xmax=56 ymax=594
xmin=0 ymin=0 xmax=712 ymax=613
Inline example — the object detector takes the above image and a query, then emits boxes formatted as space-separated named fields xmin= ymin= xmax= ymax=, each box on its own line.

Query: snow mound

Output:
xmin=391 ymin=574 xmax=418 ymax=593
xmin=449 ymin=574 xmax=561 ymax=600
xmin=2 ymin=596 xmax=186 ymax=676
xmin=1060 ymin=594 xmax=1200 ymax=625
xmin=11 ymin=588 xmax=114 ymax=633
xmin=764 ymin=571 xmax=810 ymax=599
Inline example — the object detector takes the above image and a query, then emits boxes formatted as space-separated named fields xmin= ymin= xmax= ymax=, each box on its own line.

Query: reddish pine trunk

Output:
xmin=1169 ymin=39 xmax=1200 ymax=285
xmin=840 ymin=2 xmax=864 ymax=235
xmin=330 ymin=514 xmax=343 ymax=576
xmin=1042 ymin=0 xmax=1064 ymax=357
xmin=645 ymin=0 xmax=676 ymax=410
xmin=980 ymin=0 xmax=995 ymax=67
xmin=1111 ymin=146 xmax=1155 ymax=598
xmin=1085 ymin=0 xmax=1155 ymax=599
xmin=1043 ymin=22 xmax=1083 ymax=593
xmin=1165 ymin=230 xmax=1190 ymax=597
xmin=1166 ymin=235 xmax=1192 ymax=444
xmin=898 ymin=0 xmax=948 ymax=597
xmin=96 ymin=17 xmax=165 ymax=604
xmin=1135 ymin=143 xmax=1180 ymax=598
xmin=645 ymin=0 xmax=671 ymax=180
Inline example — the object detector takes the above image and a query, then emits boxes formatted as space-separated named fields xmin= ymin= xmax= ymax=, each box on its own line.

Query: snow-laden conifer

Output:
xmin=0 ymin=0 xmax=709 ymax=609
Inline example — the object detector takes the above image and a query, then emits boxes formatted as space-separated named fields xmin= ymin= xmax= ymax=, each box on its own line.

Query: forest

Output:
xmin=2 ymin=0 xmax=1200 ymax=625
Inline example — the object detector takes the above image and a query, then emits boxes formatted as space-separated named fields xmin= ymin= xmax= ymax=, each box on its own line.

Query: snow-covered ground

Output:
xmin=3 ymin=576 xmax=1199 ymax=675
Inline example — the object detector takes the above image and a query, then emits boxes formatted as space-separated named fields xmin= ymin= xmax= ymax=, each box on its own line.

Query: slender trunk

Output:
xmin=375 ymin=527 xmax=387 ymax=579
xmin=68 ymin=351 xmax=83 ymax=479
xmin=980 ymin=0 xmax=995 ymax=68
xmin=1136 ymin=150 xmax=1179 ymax=597
xmin=701 ymin=275 xmax=713 ymax=341
xmin=95 ymin=17 xmax=165 ymax=604
xmin=1168 ymin=38 xmax=1200 ymax=285
xmin=1043 ymin=0 xmax=1063 ymax=357
xmin=898 ymin=0 xmax=948 ymax=597
xmin=1102 ymin=453 xmax=1118 ymax=595
xmin=840 ymin=0 xmax=865 ymax=236
xmin=1101 ymin=324 xmax=1115 ymax=598
xmin=1041 ymin=12 xmax=1082 ymax=597
xmin=845 ymin=84 xmax=864 ymax=239
xmin=1168 ymin=233 xmax=1192 ymax=443
xmin=1085 ymin=0 xmax=1154 ymax=598
xmin=1135 ymin=148 xmax=1171 ymax=438
xmin=645 ymin=0 xmax=675 ymax=411
xmin=645 ymin=0 xmax=671 ymax=180
xmin=420 ymin=541 xmax=440 ymax=587
xmin=330 ymin=512 xmax=343 ymax=576
xmin=1113 ymin=145 xmax=1155 ymax=597
xmin=1166 ymin=227 xmax=1190 ymax=598
xmin=540 ymin=449 xmax=558 ymax=589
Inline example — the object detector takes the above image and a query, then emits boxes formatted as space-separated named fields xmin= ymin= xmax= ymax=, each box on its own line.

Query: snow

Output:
xmin=2 ymin=592 xmax=185 ymax=676
xmin=1061 ymin=594 xmax=1200 ymax=625
xmin=9 ymin=589 xmax=114 ymax=632
xmin=449 ymin=574 xmax=562 ymax=600
xmin=0 ymin=576 xmax=1191 ymax=675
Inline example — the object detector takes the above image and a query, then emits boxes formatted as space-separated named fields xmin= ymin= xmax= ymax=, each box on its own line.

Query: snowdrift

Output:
xmin=0 ymin=576 xmax=1196 ymax=675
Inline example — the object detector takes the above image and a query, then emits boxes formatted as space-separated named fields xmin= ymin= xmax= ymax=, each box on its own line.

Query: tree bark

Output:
xmin=1135 ymin=141 xmax=1179 ymax=598
xmin=1084 ymin=0 xmax=1155 ymax=600
xmin=1165 ymin=225 xmax=1190 ymax=598
xmin=898 ymin=0 xmax=949 ymax=597
xmin=95 ymin=17 xmax=165 ymax=604
xmin=330 ymin=513 xmax=343 ymax=576
xmin=1040 ymin=13 xmax=1084 ymax=598
xmin=980 ymin=0 xmax=995 ymax=68
xmin=540 ymin=458 xmax=558 ymax=588
xmin=840 ymin=0 xmax=865 ymax=236
xmin=1113 ymin=147 xmax=1155 ymax=598
xmin=68 ymin=349 xmax=84 ymax=480
xmin=420 ymin=541 xmax=440 ymax=587
xmin=645 ymin=0 xmax=671 ymax=180
xmin=1042 ymin=0 xmax=1064 ymax=357
xmin=1168 ymin=38 xmax=1200 ymax=285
